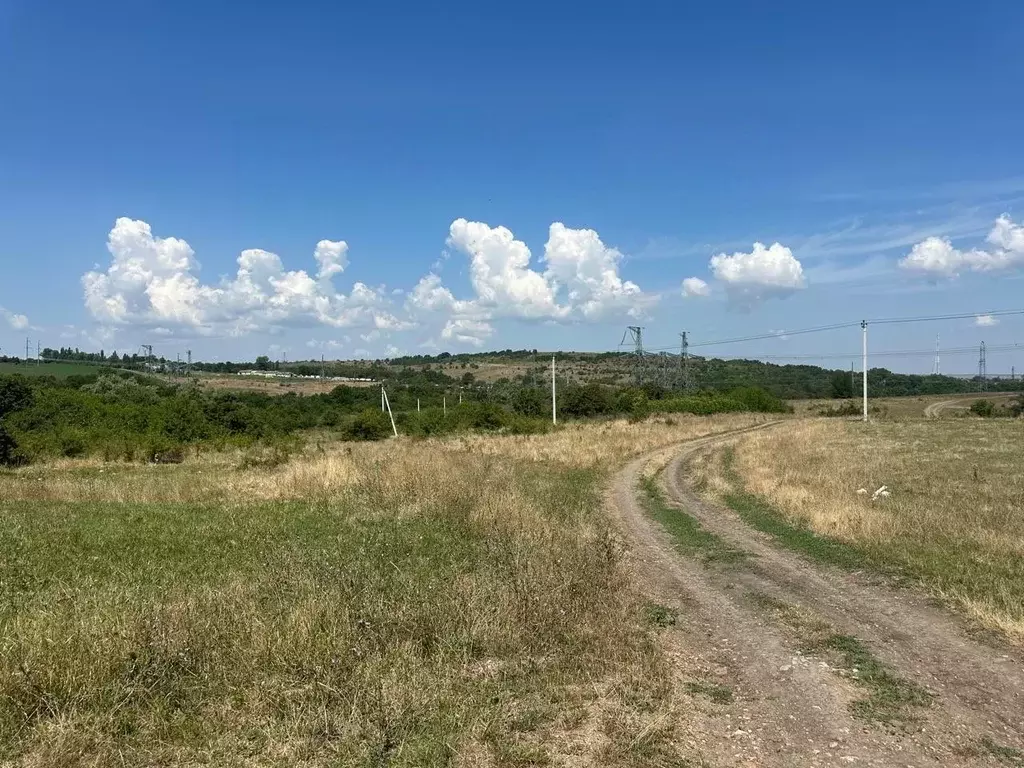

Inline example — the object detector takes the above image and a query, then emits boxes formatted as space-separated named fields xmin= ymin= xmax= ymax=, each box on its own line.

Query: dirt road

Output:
xmin=924 ymin=393 xmax=1015 ymax=417
xmin=609 ymin=425 xmax=1024 ymax=767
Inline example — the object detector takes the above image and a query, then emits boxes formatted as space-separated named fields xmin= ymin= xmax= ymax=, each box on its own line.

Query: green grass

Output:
xmin=980 ymin=736 xmax=1024 ymax=766
xmin=748 ymin=591 xmax=932 ymax=727
xmin=721 ymin=420 xmax=1024 ymax=643
xmin=0 ymin=447 xmax=679 ymax=765
xmin=644 ymin=602 xmax=678 ymax=628
xmin=803 ymin=633 xmax=932 ymax=726
xmin=639 ymin=476 xmax=747 ymax=566
xmin=0 ymin=360 xmax=113 ymax=378
xmin=719 ymin=448 xmax=882 ymax=574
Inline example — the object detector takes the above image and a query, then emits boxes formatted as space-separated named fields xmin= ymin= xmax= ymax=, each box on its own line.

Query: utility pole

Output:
xmin=381 ymin=385 xmax=385 ymax=412
xmin=35 ymin=340 xmax=40 ymax=365
xmin=551 ymin=355 xmax=557 ymax=425
xmin=26 ymin=337 xmax=30 ymax=363
xmin=932 ymin=334 xmax=940 ymax=376
xmin=321 ymin=354 xmax=325 ymax=381
xmin=186 ymin=350 xmax=192 ymax=377
xmin=381 ymin=387 xmax=398 ymax=437
xmin=621 ymin=326 xmax=645 ymax=386
xmin=850 ymin=361 xmax=855 ymax=397
xmin=861 ymin=320 xmax=868 ymax=422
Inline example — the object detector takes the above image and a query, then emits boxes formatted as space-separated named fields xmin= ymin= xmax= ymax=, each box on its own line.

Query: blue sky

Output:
xmin=2 ymin=0 xmax=1024 ymax=373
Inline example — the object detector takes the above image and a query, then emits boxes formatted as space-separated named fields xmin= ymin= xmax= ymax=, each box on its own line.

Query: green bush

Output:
xmin=0 ymin=376 xmax=33 ymax=418
xmin=728 ymin=386 xmax=790 ymax=413
xmin=654 ymin=386 xmax=788 ymax=416
xmin=0 ymin=423 xmax=27 ymax=466
xmin=560 ymin=383 xmax=615 ymax=418
xmin=970 ymin=399 xmax=995 ymax=417
xmin=342 ymin=409 xmax=393 ymax=441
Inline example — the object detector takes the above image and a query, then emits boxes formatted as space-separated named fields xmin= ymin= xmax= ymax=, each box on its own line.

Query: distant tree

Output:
xmin=0 ymin=423 xmax=26 ymax=466
xmin=512 ymin=387 xmax=546 ymax=417
xmin=255 ymin=355 xmax=271 ymax=371
xmin=830 ymin=371 xmax=854 ymax=399
xmin=0 ymin=376 xmax=33 ymax=418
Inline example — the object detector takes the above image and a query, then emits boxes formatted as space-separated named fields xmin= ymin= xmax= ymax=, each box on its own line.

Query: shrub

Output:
xmin=0 ymin=423 xmax=27 ymax=466
xmin=342 ymin=409 xmax=393 ymax=441
xmin=970 ymin=399 xmax=995 ymax=417
xmin=465 ymin=402 xmax=508 ymax=431
xmin=628 ymin=392 xmax=650 ymax=423
xmin=560 ymin=384 xmax=615 ymax=418
xmin=728 ymin=386 xmax=791 ymax=413
xmin=0 ymin=376 xmax=33 ymax=418
xmin=58 ymin=432 xmax=87 ymax=458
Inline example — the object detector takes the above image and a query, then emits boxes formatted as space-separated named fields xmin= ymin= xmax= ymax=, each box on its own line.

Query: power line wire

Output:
xmin=642 ymin=308 xmax=1024 ymax=353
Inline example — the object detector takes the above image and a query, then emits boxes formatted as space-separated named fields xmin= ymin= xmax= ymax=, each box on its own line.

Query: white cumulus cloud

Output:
xmin=975 ymin=314 xmax=999 ymax=327
xmin=543 ymin=222 xmax=656 ymax=319
xmin=446 ymin=218 xmax=567 ymax=319
xmin=313 ymin=239 xmax=348 ymax=281
xmin=901 ymin=215 xmax=1024 ymax=278
xmin=409 ymin=218 xmax=654 ymax=349
xmin=82 ymin=218 xmax=394 ymax=336
xmin=441 ymin=317 xmax=494 ymax=347
xmin=681 ymin=277 xmax=711 ymax=298
xmin=708 ymin=242 xmax=806 ymax=304
xmin=1 ymin=307 xmax=29 ymax=330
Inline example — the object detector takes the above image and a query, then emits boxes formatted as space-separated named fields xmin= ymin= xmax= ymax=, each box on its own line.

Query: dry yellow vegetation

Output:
xmin=0 ymin=414 xmax=761 ymax=765
xmin=701 ymin=419 xmax=1024 ymax=643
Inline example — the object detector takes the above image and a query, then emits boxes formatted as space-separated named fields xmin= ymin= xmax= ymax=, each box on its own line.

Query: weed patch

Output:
xmin=749 ymin=591 xmax=932 ymax=727
xmin=644 ymin=602 xmax=678 ymax=628
xmin=684 ymin=681 xmax=734 ymax=704
xmin=804 ymin=634 xmax=932 ymax=726
xmin=980 ymin=736 xmax=1024 ymax=766
xmin=639 ymin=476 xmax=747 ymax=566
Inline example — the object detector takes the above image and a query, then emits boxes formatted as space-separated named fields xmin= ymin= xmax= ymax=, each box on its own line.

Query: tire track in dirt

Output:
xmin=609 ymin=425 xmax=1023 ymax=767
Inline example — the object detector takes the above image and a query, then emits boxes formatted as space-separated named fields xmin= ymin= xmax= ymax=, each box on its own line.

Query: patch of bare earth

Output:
xmin=608 ymin=424 xmax=1024 ymax=767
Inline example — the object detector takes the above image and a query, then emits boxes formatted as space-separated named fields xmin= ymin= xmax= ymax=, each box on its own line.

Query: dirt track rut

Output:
xmin=608 ymin=425 xmax=1024 ymax=767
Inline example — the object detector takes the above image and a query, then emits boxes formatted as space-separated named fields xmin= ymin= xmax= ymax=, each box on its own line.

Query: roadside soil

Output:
xmin=608 ymin=424 xmax=1024 ymax=767
xmin=923 ymin=393 xmax=1015 ymax=417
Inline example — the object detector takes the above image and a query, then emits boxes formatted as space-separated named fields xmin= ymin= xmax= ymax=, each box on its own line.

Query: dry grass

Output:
xmin=0 ymin=414 xmax=764 ymax=506
xmin=787 ymin=392 xmax=1018 ymax=419
xmin=706 ymin=419 xmax=1024 ymax=643
xmin=190 ymin=374 xmax=376 ymax=396
xmin=0 ymin=415 xmax=757 ymax=765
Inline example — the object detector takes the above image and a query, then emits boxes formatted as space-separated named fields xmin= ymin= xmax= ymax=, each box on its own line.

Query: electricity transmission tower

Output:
xmin=932 ymin=334 xmax=940 ymax=375
xmin=620 ymin=326 xmax=645 ymax=385
xmin=678 ymin=331 xmax=691 ymax=390
xmin=979 ymin=341 xmax=987 ymax=386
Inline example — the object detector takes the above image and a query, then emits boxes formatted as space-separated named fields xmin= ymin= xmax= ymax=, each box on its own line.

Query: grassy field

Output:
xmin=0 ymin=361 xmax=111 ymax=378
xmin=787 ymin=391 xmax=1019 ymax=419
xmin=0 ymin=414 xmax=761 ymax=765
xmin=688 ymin=419 xmax=1024 ymax=643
